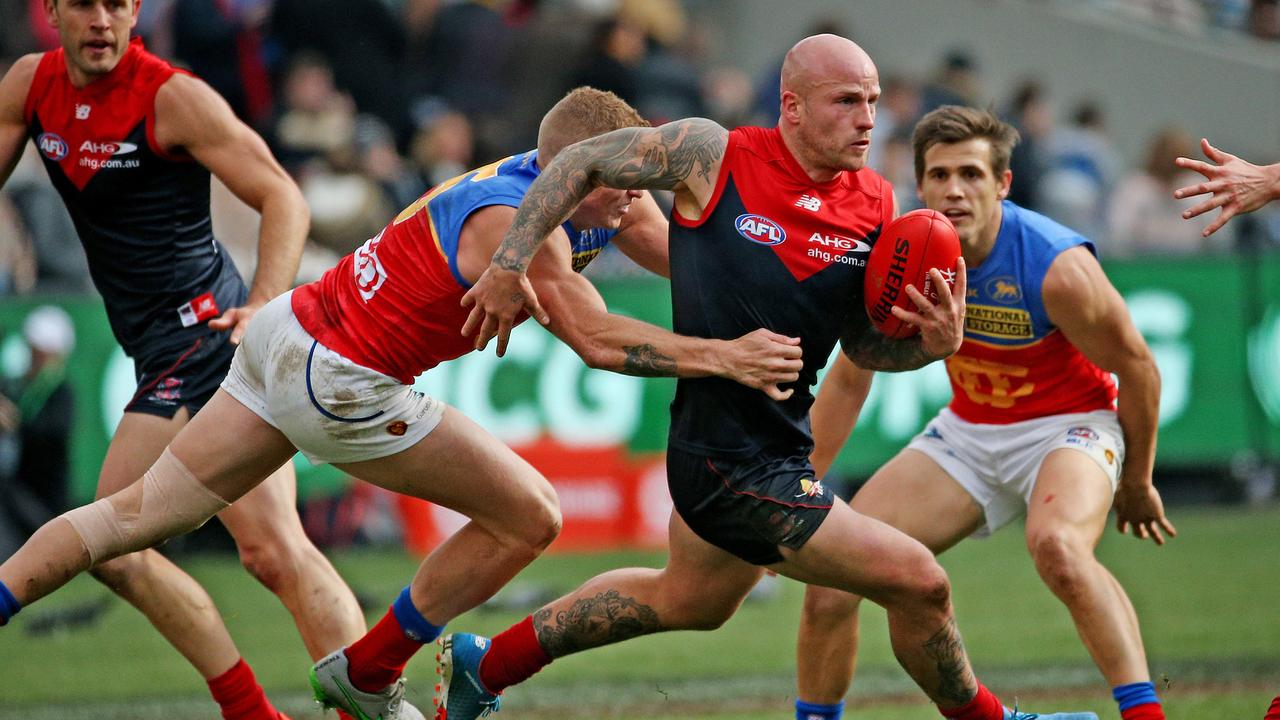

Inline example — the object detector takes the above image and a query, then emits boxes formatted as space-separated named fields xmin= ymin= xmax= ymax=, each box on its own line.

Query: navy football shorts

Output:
xmin=125 ymin=330 xmax=237 ymax=418
xmin=666 ymin=447 xmax=835 ymax=566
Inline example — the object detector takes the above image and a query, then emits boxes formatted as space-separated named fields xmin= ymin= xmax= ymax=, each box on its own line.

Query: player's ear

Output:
xmin=43 ymin=0 xmax=57 ymax=28
xmin=779 ymin=90 xmax=802 ymax=125
xmin=997 ymin=169 xmax=1012 ymax=201
xmin=131 ymin=0 xmax=142 ymax=27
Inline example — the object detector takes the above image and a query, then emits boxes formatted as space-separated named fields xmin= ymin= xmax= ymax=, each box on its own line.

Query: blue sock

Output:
xmin=391 ymin=586 xmax=444 ymax=643
xmin=1112 ymin=681 xmax=1160 ymax=711
xmin=796 ymin=700 xmax=844 ymax=720
xmin=0 ymin=580 xmax=21 ymax=626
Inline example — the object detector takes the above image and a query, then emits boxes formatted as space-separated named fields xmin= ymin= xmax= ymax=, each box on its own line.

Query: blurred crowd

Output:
xmin=2 ymin=0 xmax=1279 ymax=298
xmin=1079 ymin=0 xmax=1280 ymax=38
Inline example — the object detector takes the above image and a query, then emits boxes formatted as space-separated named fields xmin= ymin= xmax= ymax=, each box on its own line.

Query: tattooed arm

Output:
xmin=840 ymin=261 xmax=968 ymax=371
xmin=839 ymin=314 xmax=938 ymax=372
xmin=458 ymin=204 xmax=803 ymax=393
xmin=460 ymin=118 xmax=729 ymax=355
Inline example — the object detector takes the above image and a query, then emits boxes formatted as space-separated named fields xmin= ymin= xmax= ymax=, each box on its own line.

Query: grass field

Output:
xmin=2 ymin=505 xmax=1277 ymax=719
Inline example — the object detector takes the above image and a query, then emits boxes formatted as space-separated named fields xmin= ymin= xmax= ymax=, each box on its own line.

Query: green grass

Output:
xmin=1 ymin=505 xmax=1277 ymax=719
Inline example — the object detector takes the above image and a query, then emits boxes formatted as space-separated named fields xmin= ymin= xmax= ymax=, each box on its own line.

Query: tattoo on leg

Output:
xmin=532 ymin=590 xmax=661 ymax=658
xmin=922 ymin=619 xmax=977 ymax=706
xmin=622 ymin=344 xmax=678 ymax=376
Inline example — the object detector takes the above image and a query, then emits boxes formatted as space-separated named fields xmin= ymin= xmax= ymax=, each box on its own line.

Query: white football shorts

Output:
xmin=905 ymin=407 xmax=1124 ymax=537
xmin=221 ymin=291 xmax=445 ymax=465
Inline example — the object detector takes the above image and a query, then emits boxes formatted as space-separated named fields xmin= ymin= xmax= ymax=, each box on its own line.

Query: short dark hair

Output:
xmin=912 ymin=105 xmax=1020 ymax=182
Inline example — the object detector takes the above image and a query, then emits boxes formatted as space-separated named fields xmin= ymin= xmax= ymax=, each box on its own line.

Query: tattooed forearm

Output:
xmin=922 ymin=619 xmax=977 ymax=706
xmin=532 ymin=590 xmax=662 ymax=658
xmin=839 ymin=327 xmax=936 ymax=372
xmin=593 ymin=118 xmax=728 ymax=190
xmin=494 ymin=157 xmax=594 ymax=272
xmin=622 ymin=344 xmax=678 ymax=377
xmin=494 ymin=118 xmax=728 ymax=273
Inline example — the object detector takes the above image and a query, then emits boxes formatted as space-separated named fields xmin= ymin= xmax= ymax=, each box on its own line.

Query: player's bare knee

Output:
xmin=803 ymin=584 xmax=862 ymax=622
xmin=1028 ymin=529 xmax=1091 ymax=595
xmin=237 ymin=539 xmax=300 ymax=594
xmin=527 ymin=506 xmax=561 ymax=556
xmin=894 ymin=555 xmax=952 ymax=614
xmin=512 ymin=480 xmax=562 ymax=554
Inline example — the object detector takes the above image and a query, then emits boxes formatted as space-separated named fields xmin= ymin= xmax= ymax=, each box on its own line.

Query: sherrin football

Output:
xmin=863 ymin=209 xmax=961 ymax=339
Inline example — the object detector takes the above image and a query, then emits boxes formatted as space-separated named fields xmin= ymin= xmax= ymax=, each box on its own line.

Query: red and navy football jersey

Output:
xmin=24 ymin=39 xmax=245 ymax=358
xmin=667 ymin=126 xmax=893 ymax=458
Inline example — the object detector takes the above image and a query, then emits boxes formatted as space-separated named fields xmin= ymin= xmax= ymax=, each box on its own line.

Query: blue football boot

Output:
xmin=434 ymin=633 xmax=501 ymax=720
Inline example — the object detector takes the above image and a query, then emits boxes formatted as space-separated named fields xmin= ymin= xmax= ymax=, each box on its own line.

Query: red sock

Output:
xmin=478 ymin=615 xmax=552 ymax=694
xmin=1265 ymin=694 xmax=1280 ymax=720
xmin=207 ymin=658 xmax=279 ymax=720
xmin=1121 ymin=702 xmax=1165 ymax=720
xmin=938 ymin=682 xmax=1004 ymax=720
xmin=343 ymin=608 xmax=424 ymax=693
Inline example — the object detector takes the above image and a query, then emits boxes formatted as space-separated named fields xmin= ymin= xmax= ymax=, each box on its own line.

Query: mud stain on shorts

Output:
xmin=273 ymin=343 xmax=309 ymax=387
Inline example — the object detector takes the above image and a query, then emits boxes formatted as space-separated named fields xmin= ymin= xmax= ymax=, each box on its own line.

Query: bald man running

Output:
xmin=434 ymin=34 xmax=1097 ymax=720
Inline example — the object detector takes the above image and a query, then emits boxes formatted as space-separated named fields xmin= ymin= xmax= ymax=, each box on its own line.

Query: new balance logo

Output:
xmin=75 ymin=104 xmax=90 ymax=120
xmin=795 ymin=194 xmax=821 ymax=211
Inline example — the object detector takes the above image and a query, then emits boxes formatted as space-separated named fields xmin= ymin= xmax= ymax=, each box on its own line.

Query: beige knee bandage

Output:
xmin=61 ymin=448 xmax=231 ymax=566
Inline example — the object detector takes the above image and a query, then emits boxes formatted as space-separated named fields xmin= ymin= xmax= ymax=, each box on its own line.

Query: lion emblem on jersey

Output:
xmin=986 ymin=276 xmax=1022 ymax=304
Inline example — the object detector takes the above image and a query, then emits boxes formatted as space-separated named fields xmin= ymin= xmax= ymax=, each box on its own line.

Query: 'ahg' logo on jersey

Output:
xmin=37 ymin=133 xmax=69 ymax=161
xmin=80 ymin=140 xmax=138 ymax=156
xmin=354 ymin=231 xmax=388 ymax=302
xmin=735 ymin=213 xmax=786 ymax=246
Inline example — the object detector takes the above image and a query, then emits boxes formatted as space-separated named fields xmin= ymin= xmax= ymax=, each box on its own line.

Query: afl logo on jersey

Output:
xmin=735 ymin=214 xmax=786 ymax=246
xmin=37 ymin=133 xmax=69 ymax=161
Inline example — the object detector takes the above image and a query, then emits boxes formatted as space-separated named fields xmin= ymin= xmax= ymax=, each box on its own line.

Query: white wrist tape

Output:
xmin=61 ymin=448 xmax=231 ymax=566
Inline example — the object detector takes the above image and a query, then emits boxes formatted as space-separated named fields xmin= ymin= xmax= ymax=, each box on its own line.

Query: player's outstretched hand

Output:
xmin=1174 ymin=138 xmax=1280 ymax=237
xmin=460 ymin=265 xmax=550 ymax=357
xmin=723 ymin=328 xmax=803 ymax=401
xmin=209 ymin=302 xmax=262 ymax=345
xmin=891 ymin=257 xmax=967 ymax=360
xmin=1114 ymin=481 xmax=1177 ymax=546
